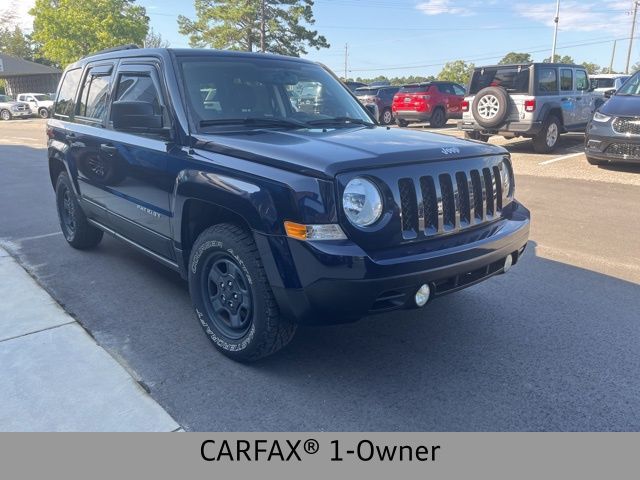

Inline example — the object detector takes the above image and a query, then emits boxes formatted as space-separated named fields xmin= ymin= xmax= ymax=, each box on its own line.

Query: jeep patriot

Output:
xmin=48 ymin=46 xmax=530 ymax=361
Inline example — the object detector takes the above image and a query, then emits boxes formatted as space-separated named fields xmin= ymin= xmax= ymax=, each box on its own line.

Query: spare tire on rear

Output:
xmin=472 ymin=86 xmax=510 ymax=129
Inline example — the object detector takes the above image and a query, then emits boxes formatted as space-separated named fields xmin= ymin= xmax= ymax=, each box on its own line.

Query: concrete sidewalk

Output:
xmin=0 ymin=246 xmax=180 ymax=431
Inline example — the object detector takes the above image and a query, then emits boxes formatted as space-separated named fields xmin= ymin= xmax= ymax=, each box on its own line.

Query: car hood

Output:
xmin=599 ymin=95 xmax=640 ymax=117
xmin=194 ymin=126 xmax=505 ymax=178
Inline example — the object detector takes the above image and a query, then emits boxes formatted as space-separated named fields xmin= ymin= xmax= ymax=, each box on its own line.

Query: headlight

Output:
xmin=342 ymin=177 xmax=383 ymax=227
xmin=592 ymin=111 xmax=611 ymax=123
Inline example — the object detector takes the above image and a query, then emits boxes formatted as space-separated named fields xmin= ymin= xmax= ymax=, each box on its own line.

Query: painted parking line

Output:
xmin=538 ymin=151 xmax=585 ymax=165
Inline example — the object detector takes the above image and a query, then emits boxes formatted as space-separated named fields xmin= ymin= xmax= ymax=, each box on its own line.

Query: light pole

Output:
xmin=625 ymin=1 xmax=639 ymax=74
xmin=551 ymin=0 xmax=560 ymax=62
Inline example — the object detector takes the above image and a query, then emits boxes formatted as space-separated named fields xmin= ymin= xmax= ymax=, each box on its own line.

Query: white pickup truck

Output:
xmin=16 ymin=93 xmax=54 ymax=118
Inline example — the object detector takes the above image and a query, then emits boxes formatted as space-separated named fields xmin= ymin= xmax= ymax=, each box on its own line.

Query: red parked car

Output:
xmin=392 ymin=81 xmax=466 ymax=128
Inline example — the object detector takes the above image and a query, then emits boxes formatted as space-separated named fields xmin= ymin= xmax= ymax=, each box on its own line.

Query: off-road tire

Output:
xmin=464 ymin=131 xmax=490 ymax=142
xmin=472 ymin=86 xmax=510 ymax=129
xmin=532 ymin=114 xmax=561 ymax=153
xmin=188 ymin=223 xmax=296 ymax=362
xmin=429 ymin=107 xmax=447 ymax=128
xmin=55 ymin=172 xmax=103 ymax=249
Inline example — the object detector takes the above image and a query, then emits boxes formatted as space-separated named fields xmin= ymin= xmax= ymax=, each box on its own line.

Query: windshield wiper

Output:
xmin=199 ymin=117 xmax=309 ymax=129
xmin=306 ymin=117 xmax=376 ymax=127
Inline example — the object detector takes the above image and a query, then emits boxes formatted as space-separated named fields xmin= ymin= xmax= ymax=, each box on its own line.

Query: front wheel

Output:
xmin=0 ymin=109 xmax=11 ymax=121
xmin=188 ymin=224 xmax=296 ymax=361
xmin=532 ymin=115 xmax=561 ymax=153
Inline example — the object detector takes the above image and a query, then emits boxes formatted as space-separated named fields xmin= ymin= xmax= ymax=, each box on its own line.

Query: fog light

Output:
xmin=415 ymin=284 xmax=431 ymax=307
xmin=503 ymin=254 xmax=514 ymax=273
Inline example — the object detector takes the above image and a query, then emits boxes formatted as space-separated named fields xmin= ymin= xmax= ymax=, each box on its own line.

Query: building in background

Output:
xmin=0 ymin=53 xmax=60 ymax=97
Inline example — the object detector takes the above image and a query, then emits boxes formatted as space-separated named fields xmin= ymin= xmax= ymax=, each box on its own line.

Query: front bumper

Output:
xmin=585 ymin=121 xmax=640 ymax=164
xmin=10 ymin=110 xmax=32 ymax=118
xmin=257 ymin=201 xmax=530 ymax=324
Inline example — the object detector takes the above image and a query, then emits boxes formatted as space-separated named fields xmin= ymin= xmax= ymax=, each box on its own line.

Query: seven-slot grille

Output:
xmin=612 ymin=117 xmax=640 ymax=135
xmin=398 ymin=158 xmax=513 ymax=240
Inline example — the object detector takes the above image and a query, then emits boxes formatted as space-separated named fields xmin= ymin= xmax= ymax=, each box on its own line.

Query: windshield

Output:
xmin=591 ymin=78 xmax=615 ymax=89
xmin=470 ymin=66 xmax=530 ymax=94
xmin=616 ymin=72 xmax=640 ymax=95
xmin=33 ymin=94 xmax=51 ymax=101
xmin=179 ymin=57 xmax=372 ymax=132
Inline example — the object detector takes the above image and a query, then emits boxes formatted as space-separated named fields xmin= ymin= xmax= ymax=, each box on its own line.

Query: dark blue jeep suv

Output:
xmin=48 ymin=46 xmax=530 ymax=361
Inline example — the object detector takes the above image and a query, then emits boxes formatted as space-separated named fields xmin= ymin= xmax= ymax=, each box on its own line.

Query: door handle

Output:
xmin=100 ymin=143 xmax=118 ymax=154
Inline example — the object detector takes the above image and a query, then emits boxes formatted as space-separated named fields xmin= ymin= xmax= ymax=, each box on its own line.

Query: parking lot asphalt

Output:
xmin=1 ymin=119 xmax=639 ymax=431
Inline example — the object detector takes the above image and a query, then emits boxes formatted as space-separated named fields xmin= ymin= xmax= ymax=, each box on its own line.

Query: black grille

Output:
xmin=398 ymin=178 xmax=418 ymax=235
xmin=612 ymin=117 xmax=640 ymax=135
xmin=397 ymin=159 xmax=512 ymax=240
xmin=605 ymin=143 xmax=640 ymax=158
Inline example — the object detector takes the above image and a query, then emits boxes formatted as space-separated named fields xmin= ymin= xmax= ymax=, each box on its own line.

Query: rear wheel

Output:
xmin=380 ymin=108 xmax=393 ymax=125
xmin=396 ymin=118 xmax=408 ymax=127
xmin=532 ymin=115 xmax=561 ymax=153
xmin=55 ymin=172 xmax=103 ymax=249
xmin=464 ymin=131 xmax=490 ymax=142
xmin=429 ymin=107 xmax=446 ymax=128
xmin=188 ymin=223 xmax=296 ymax=361
xmin=38 ymin=107 xmax=49 ymax=118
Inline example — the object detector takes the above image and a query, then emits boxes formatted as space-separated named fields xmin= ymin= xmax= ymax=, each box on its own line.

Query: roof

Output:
xmin=474 ymin=63 xmax=583 ymax=69
xmin=68 ymin=46 xmax=317 ymax=70
xmin=0 ymin=53 xmax=60 ymax=78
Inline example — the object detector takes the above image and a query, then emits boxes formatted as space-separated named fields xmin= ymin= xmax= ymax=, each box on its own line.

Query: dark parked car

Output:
xmin=345 ymin=81 xmax=367 ymax=92
xmin=585 ymin=70 xmax=640 ymax=165
xmin=392 ymin=81 xmax=466 ymax=128
xmin=48 ymin=46 xmax=530 ymax=361
xmin=354 ymin=85 xmax=400 ymax=125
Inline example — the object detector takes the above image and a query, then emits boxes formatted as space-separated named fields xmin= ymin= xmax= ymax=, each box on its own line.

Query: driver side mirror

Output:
xmin=112 ymin=101 xmax=164 ymax=133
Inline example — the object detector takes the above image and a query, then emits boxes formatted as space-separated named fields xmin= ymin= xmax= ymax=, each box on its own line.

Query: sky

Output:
xmin=8 ymin=0 xmax=640 ymax=77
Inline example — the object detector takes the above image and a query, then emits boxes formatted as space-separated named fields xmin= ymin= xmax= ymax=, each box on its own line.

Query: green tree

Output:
xmin=580 ymin=62 xmax=601 ymax=74
xmin=178 ymin=0 xmax=329 ymax=56
xmin=0 ymin=25 xmax=33 ymax=59
xmin=30 ymin=0 xmax=149 ymax=67
xmin=543 ymin=54 xmax=575 ymax=64
xmin=437 ymin=60 xmax=474 ymax=85
xmin=498 ymin=52 xmax=532 ymax=65
xmin=144 ymin=27 xmax=170 ymax=48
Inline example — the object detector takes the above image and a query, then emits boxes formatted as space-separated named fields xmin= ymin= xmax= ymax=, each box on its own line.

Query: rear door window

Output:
xmin=452 ymin=84 xmax=466 ymax=96
xmin=560 ymin=69 xmax=573 ymax=91
xmin=538 ymin=68 xmax=558 ymax=93
xmin=54 ymin=68 xmax=82 ymax=119
xmin=76 ymin=65 xmax=113 ymax=124
xmin=469 ymin=66 xmax=530 ymax=94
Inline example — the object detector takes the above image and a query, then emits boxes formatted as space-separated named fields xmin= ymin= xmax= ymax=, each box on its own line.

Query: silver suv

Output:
xmin=458 ymin=63 xmax=595 ymax=152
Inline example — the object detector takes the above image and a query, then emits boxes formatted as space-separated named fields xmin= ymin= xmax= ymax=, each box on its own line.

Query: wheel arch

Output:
xmin=538 ymin=103 xmax=565 ymax=128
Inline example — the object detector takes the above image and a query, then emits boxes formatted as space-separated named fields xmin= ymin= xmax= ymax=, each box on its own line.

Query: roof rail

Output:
xmin=82 ymin=44 xmax=139 ymax=59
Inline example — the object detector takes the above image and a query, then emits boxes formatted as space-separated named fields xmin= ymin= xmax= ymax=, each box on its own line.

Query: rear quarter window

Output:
xmin=54 ymin=68 xmax=82 ymax=119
